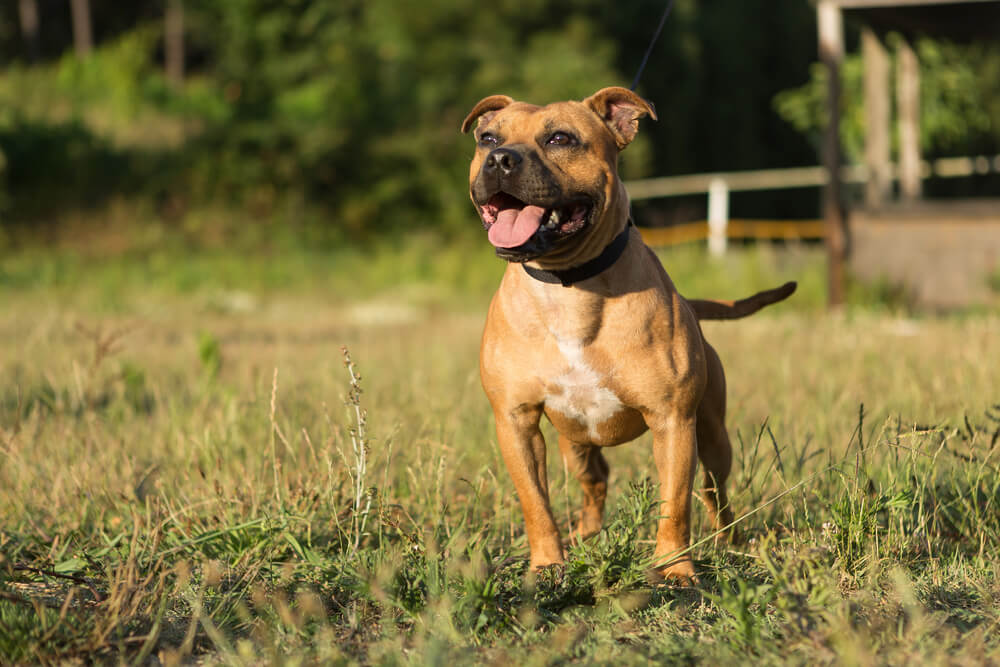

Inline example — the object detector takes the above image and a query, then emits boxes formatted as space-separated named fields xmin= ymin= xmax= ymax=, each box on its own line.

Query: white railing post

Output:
xmin=707 ymin=177 xmax=729 ymax=256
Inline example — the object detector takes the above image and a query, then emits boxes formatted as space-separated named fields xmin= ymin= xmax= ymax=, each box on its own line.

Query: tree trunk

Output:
xmin=817 ymin=0 xmax=849 ymax=308
xmin=165 ymin=0 xmax=185 ymax=86
xmin=69 ymin=0 xmax=93 ymax=58
xmin=18 ymin=0 xmax=40 ymax=62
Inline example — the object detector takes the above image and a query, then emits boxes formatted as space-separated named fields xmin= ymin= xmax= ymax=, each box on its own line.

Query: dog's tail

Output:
xmin=688 ymin=281 xmax=797 ymax=321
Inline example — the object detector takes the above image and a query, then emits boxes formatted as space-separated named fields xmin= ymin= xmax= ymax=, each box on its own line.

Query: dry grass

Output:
xmin=2 ymin=244 xmax=999 ymax=664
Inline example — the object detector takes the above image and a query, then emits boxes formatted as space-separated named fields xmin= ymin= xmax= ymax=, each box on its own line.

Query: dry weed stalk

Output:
xmin=342 ymin=346 xmax=372 ymax=553
xmin=270 ymin=368 xmax=284 ymax=512
xmin=72 ymin=321 xmax=137 ymax=409
xmin=74 ymin=321 xmax=134 ymax=370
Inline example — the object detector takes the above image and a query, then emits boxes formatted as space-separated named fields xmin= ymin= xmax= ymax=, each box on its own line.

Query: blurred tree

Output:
xmin=165 ymin=0 xmax=184 ymax=86
xmin=181 ymin=0 xmax=626 ymax=233
xmin=69 ymin=0 xmax=92 ymax=57
xmin=773 ymin=35 xmax=1000 ymax=163
xmin=17 ymin=0 xmax=39 ymax=62
xmin=0 ymin=1 xmax=998 ymax=237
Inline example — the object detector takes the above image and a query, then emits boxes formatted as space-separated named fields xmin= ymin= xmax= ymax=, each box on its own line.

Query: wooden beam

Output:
xmin=638 ymin=220 xmax=827 ymax=248
xmin=818 ymin=0 xmax=849 ymax=307
xmin=897 ymin=36 xmax=922 ymax=201
xmin=862 ymin=27 xmax=891 ymax=209
xmin=624 ymin=155 xmax=1000 ymax=201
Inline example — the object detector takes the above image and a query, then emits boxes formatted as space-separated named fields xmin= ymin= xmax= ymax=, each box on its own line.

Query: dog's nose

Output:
xmin=484 ymin=148 xmax=522 ymax=176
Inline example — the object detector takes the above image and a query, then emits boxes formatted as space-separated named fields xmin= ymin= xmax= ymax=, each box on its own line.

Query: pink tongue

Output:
xmin=487 ymin=205 xmax=546 ymax=248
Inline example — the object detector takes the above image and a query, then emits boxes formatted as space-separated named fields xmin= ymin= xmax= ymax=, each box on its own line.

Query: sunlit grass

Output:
xmin=2 ymin=237 xmax=999 ymax=663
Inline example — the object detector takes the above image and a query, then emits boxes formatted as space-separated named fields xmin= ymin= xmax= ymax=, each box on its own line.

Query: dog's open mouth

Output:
xmin=480 ymin=192 xmax=592 ymax=250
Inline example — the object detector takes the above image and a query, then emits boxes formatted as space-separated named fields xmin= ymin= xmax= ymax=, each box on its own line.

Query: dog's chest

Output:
xmin=543 ymin=339 xmax=628 ymax=442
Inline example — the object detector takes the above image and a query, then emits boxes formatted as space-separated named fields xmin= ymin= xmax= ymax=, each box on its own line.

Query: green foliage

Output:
xmin=774 ymin=35 xmax=1000 ymax=162
xmin=197 ymin=332 xmax=222 ymax=381
xmin=0 ymin=27 xmax=226 ymax=148
xmin=916 ymin=38 xmax=1000 ymax=153
xmin=184 ymin=0 xmax=627 ymax=232
xmin=0 ymin=27 xmax=227 ymax=220
xmin=989 ymin=265 xmax=1000 ymax=294
xmin=1 ymin=2 xmax=999 ymax=240
xmin=0 ymin=143 xmax=7 ymax=221
xmin=0 ymin=0 xmax=832 ymax=237
xmin=0 ymin=2 xmax=639 ymax=235
xmin=705 ymin=571 xmax=776 ymax=646
xmin=774 ymin=57 xmax=867 ymax=161
xmin=569 ymin=478 xmax=659 ymax=591
xmin=119 ymin=361 xmax=153 ymax=413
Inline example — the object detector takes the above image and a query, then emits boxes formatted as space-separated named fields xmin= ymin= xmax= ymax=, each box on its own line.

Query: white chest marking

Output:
xmin=544 ymin=339 xmax=625 ymax=442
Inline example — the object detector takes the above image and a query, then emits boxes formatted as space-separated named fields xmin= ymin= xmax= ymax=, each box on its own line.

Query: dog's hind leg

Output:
xmin=696 ymin=341 xmax=736 ymax=538
xmin=557 ymin=435 xmax=609 ymax=542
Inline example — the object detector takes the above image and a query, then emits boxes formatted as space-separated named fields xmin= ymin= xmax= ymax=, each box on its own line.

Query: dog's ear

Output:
xmin=583 ymin=87 xmax=657 ymax=149
xmin=461 ymin=95 xmax=514 ymax=134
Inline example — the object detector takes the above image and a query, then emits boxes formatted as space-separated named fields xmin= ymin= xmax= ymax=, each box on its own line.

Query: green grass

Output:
xmin=2 ymin=236 xmax=1000 ymax=664
xmin=0 ymin=222 xmax=892 ymax=316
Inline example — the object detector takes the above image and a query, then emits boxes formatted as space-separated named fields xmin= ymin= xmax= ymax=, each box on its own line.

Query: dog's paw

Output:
xmin=647 ymin=558 xmax=699 ymax=587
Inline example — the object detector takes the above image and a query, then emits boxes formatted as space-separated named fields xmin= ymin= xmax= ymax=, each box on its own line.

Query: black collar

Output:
xmin=522 ymin=221 xmax=633 ymax=286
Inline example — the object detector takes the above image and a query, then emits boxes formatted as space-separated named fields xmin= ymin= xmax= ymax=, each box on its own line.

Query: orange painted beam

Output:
xmin=638 ymin=220 xmax=826 ymax=247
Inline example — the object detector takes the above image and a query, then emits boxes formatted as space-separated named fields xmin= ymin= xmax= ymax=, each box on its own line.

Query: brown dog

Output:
xmin=462 ymin=87 xmax=795 ymax=582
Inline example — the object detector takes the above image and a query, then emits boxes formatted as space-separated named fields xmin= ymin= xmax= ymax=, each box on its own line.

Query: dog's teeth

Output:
xmin=538 ymin=210 xmax=554 ymax=230
xmin=549 ymin=210 xmax=561 ymax=225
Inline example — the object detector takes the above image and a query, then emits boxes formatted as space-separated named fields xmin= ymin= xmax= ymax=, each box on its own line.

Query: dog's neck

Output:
xmin=521 ymin=221 xmax=633 ymax=287
xmin=507 ymin=225 xmax=651 ymax=346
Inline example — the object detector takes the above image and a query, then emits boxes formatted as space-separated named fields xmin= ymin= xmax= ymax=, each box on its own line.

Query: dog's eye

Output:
xmin=478 ymin=133 xmax=499 ymax=147
xmin=547 ymin=132 xmax=576 ymax=146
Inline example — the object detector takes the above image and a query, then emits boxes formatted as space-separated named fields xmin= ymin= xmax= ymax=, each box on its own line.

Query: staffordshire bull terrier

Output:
xmin=463 ymin=86 xmax=795 ymax=582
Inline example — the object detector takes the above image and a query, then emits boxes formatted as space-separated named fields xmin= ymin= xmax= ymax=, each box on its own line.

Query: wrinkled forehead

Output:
xmin=483 ymin=101 xmax=607 ymax=138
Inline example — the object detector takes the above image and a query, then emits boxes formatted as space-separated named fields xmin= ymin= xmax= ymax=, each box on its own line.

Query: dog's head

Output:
xmin=462 ymin=87 xmax=656 ymax=266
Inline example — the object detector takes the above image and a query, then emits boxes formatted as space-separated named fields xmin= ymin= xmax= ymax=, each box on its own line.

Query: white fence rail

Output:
xmin=624 ymin=155 xmax=1000 ymax=254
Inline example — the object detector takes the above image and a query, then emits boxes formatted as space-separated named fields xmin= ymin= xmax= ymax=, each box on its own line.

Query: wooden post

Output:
xmin=862 ymin=27 xmax=891 ymax=209
xmin=18 ymin=0 xmax=40 ymax=62
xmin=817 ymin=0 xmax=848 ymax=307
xmin=165 ymin=0 xmax=185 ymax=86
xmin=897 ymin=36 xmax=922 ymax=201
xmin=707 ymin=178 xmax=729 ymax=256
xmin=69 ymin=0 xmax=93 ymax=57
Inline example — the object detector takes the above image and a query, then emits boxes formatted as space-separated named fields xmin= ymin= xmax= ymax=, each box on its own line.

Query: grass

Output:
xmin=2 ymin=233 xmax=1000 ymax=664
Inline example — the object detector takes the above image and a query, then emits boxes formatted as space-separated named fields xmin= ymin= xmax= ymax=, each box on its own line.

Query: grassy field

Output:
xmin=2 ymin=237 xmax=999 ymax=664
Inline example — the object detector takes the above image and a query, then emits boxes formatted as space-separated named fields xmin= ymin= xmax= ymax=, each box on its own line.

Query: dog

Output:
xmin=462 ymin=87 xmax=795 ymax=582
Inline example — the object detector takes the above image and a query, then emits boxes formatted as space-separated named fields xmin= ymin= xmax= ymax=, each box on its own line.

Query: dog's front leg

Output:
xmin=648 ymin=411 xmax=698 ymax=583
xmin=493 ymin=404 xmax=564 ymax=570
